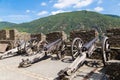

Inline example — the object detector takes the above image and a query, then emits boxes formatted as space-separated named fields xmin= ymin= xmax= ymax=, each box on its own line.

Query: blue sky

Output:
xmin=0 ymin=0 xmax=120 ymax=23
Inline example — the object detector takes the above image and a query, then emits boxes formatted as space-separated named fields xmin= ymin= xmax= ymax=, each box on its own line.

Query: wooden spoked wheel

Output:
xmin=71 ymin=38 xmax=83 ymax=60
xmin=24 ymin=39 xmax=39 ymax=56
xmin=86 ymin=60 xmax=103 ymax=68
xmin=102 ymin=36 xmax=110 ymax=66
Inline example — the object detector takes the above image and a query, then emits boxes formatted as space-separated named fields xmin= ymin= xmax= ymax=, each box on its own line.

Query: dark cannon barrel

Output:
xmin=44 ymin=39 xmax=62 ymax=51
xmin=82 ymin=37 xmax=98 ymax=51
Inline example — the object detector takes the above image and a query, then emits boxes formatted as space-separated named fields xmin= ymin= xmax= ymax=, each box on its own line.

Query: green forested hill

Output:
xmin=8 ymin=11 xmax=120 ymax=34
xmin=0 ymin=21 xmax=16 ymax=29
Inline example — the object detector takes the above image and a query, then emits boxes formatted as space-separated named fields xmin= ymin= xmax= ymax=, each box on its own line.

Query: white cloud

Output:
xmin=26 ymin=10 xmax=36 ymax=13
xmin=74 ymin=0 xmax=93 ymax=8
xmin=53 ymin=0 xmax=93 ymax=9
xmin=51 ymin=10 xmax=66 ymax=15
xmin=53 ymin=0 xmax=77 ymax=9
xmin=94 ymin=6 xmax=104 ymax=12
xmin=41 ymin=2 xmax=47 ymax=6
xmin=37 ymin=11 xmax=48 ymax=16
xmin=97 ymin=0 xmax=102 ymax=4
xmin=26 ymin=10 xmax=30 ymax=13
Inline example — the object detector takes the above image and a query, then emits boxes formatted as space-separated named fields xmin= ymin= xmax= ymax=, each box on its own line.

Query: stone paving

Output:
xmin=0 ymin=55 xmax=106 ymax=80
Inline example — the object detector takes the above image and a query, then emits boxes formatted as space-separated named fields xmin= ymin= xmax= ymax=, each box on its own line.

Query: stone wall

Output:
xmin=70 ymin=29 xmax=97 ymax=43
xmin=8 ymin=29 xmax=19 ymax=40
xmin=0 ymin=29 xmax=19 ymax=40
xmin=30 ymin=33 xmax=46 ymax=41
xmin=0 ymin=29 xmax=31 ymax=41
xmin=106 ymin=28 xmax=120 ymax=47
xmin=18 ymin=32 xmax=30 ymax=41
xmin=0 ymin=30 xmax=7 ymax=40
xmin=46 ymin=31 xmax=67 ymax=43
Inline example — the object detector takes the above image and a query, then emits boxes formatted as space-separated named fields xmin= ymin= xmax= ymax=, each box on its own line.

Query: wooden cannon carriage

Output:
xmin=18 ymin=31 xmax=67 ymax=67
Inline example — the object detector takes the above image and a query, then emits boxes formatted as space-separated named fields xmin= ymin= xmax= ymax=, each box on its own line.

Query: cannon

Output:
xmin=18 ymin=38 xmax=66 ymax=68
xmin=0 ymin=29 xmax=33 ymax=60
xmin=0 ymin=37 xmax=43 ymax=60
xmin=0 ymin=39 xmax=26 ymax=59
xmin=56 ymin=29 xmax=110 ymax=80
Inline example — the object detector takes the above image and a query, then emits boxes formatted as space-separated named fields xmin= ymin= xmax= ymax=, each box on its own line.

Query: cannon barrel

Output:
xmin=82 ymin=37 xmax=98 ymax=51
xmin=44 ymin=39 xmax=62 ymax=51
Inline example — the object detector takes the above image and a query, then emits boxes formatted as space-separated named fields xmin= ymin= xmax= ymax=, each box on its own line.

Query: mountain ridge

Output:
xmin=0 ymin=21 xmax=16 ymax=29
xmin=1 ymin=11 xmax=120 ymax=34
